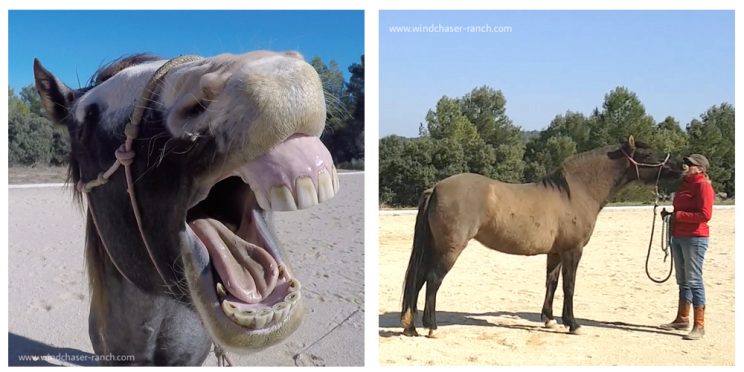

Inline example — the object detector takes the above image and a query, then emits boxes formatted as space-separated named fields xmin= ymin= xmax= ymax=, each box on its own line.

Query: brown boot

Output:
xmin=683 ymin=306 xmax=705 ymax=340
xmin=660 ymin=298 xmax=691 ymax=330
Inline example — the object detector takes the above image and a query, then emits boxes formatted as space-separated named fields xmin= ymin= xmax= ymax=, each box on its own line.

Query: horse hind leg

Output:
xmin=421 ymin=253 xmax=458 ymax=338
xmin=541 ymin=253 xmax=562 ymax=328
xmin=401 ymin=268 xmax=426 ymax=337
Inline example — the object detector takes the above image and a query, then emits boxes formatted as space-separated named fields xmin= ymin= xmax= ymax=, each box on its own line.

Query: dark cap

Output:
xmin=684 ymin=154 xmax=710 ymax=171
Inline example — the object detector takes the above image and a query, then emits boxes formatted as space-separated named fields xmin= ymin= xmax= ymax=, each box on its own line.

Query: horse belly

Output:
xmin=475 ymin=215 xmax=557 ymax=256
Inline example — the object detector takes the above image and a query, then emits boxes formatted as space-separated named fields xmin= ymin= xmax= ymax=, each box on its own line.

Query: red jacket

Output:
xmin=672 ymin=173 xmax=715 ymax=237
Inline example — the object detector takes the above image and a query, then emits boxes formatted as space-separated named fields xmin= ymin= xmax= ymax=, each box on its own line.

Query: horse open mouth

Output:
xmin=185 ymin=134 xmax=337 ymax=340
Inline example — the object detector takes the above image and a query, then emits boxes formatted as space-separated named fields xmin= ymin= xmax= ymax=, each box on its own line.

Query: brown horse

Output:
xmin=401 ymin=137 xmax=681 ymax=337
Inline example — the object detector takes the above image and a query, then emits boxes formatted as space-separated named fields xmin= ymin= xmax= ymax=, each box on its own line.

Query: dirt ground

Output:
xmin=378 ymin=207 xmax=735 ymax=366
xmin=8 ymin=166 xmax=69 ymax=184
xmin=9 ymin=173 xmax=364 ymax=366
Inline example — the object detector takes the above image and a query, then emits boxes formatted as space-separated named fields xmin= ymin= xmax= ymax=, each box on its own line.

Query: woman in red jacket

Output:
xmin=659 ymin=154 xmax=715 ymax=340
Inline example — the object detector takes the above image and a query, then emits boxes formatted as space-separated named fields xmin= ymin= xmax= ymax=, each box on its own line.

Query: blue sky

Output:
xmin=9 ymin=10 xmax=363 ymax=91
xmin=380 ymin=10 xmax=734 ymax=137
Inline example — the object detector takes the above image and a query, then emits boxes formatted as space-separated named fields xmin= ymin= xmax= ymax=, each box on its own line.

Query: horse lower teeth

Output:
xmin=221 ymin=301 xmax=236 ymax=316
xmin=272 ymin=302 xmax=290 ymax=323
xmin=223 ymin=301 xmax=293 ymax=329
xmin=254 ymin=309 xmax=274 ymax=328
xmin=233 ymin=309 xmax=257 ymax=327
xmin=216 ymin=282 xmax=227 ymax=298
xmin=288 ymin=279 xmax=301 ymax=292
xmin=284 ymin=291 xmax=300 ymax=304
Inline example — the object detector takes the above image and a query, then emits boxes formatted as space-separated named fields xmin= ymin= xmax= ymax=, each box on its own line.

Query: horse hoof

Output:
xmin=544 ymin=319 xmax=559 ymax=329
xmin=426 ymin=329 xmax=438 ymax=338
xmin=402 ymin=329 xmax=419 ymax=337
xmin=569 ymin=326 xmax=583 ymax=335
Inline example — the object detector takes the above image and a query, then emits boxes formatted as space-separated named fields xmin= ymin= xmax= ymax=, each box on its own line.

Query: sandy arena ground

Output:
xmin=379 ymin=206 xmax=735 ymax=366
xmin=8 ymin=172 xmax=364 ymax=366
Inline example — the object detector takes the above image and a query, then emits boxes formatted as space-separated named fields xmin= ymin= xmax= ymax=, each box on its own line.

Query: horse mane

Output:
xmin=539 ymin=140 xmax=651 ymax=202
xmin=89 ymin=53 xmax=161 ymax=86
xmin=539 ymin=142 xmax=639 ymax=199
xmin=84 ymin=212 xmax=109 ymax=320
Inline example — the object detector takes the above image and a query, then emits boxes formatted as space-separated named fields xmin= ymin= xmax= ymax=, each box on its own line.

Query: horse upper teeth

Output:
xmin=247 ymin=165 xmax=339 ymax=212
xmin=295 ymin=176 xmax=319 ymax=209
xmin=270 ymin=186 xmax=298 ymax=211
xmin=254 ymin=309 xmax=274 ymax=329
xmin=317 ymin=169 xmax=334 ymax=203
xmin=331 ymin=167 xmax=339 ymax=193
xmin=254 ymin=190 xmax=271 ymax=211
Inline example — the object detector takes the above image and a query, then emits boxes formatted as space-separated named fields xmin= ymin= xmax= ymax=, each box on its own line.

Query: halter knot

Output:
xmin=77 ymin=172 xmax=110 ymax=193
xmin=115 ymin=144 xmax=136 ymax=166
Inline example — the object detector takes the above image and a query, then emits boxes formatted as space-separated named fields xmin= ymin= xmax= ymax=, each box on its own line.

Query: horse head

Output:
xmin=34 ymin=51 xmax=337 ymax=357
xmin=614 ymin=135 xmax=683 ymax=184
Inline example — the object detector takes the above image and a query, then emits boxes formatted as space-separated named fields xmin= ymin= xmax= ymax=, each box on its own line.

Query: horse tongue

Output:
xmin=189 ymin=219 xmax=278 ymax=303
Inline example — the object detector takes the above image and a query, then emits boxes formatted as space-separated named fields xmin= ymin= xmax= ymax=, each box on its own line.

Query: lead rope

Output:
xmin=644 ymin=163 xmax=674 ymax=283
xmin=213 ymin=344 xmax=234 ymax=367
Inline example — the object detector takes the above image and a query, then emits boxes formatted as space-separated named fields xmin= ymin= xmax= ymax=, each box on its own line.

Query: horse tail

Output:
xmin=401 ymin=187 xmax=436 ymax=332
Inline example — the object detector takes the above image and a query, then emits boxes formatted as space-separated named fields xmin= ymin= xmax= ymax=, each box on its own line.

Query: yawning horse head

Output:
xmin=34 ymin=51 xmax=338 ymax=365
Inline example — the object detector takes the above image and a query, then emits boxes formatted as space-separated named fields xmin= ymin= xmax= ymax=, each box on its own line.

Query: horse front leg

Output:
xmin=560 ymin=248 xmax=584 ymax=334
xmin=541 ymin=253 xmax=562 ymax=328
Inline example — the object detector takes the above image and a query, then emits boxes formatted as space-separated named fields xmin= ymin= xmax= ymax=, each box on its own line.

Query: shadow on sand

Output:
xmin=8 ymin=333 xmax=96 ymax=366
xmin=378 ymin=310 xmax=681 ymax=338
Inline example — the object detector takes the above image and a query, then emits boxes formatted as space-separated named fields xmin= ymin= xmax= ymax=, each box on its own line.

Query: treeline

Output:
xmin=380 ymin=86 xmax=734 ymax=207
xmin=311 ymin=55 xmax=365 ymax=169
xmin=8 ymin=55 xmax=365 ymax=169
xmin=8 ymin=86 xmax=69 ymax=166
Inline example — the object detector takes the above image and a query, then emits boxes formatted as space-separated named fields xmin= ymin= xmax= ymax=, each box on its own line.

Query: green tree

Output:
xmin=589 ymin=87 xmax=654 ymax=147
xmin=459 ymin=86 xmax=511 ymax=145
xmin=20 ymin=85 xmax=45 ymax=117
xmin=425 ymin=96 xmax=479 ymax=143
xmin=686 ymin=103 xmax=735 ymax=196
xmin=425 ymin=87 xmax=523 ymax=182
xmin=524 ymin=135 xmax=577 ymax=182
xmin=649 ymin=116 xmax=687 ymax=155
xmin=379 ymin=135 xmax=469 ymax=206
xmin=8 ymin=108 xmax=54 ymax=166
xmin=311 ymin=56 xmax=365 ymax=168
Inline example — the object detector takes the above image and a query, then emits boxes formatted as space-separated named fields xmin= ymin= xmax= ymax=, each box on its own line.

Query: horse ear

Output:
xmin=33 ymin=58 xmax=74 ymax=124
xmin=627 ymin=135 xmax=636 ymax=151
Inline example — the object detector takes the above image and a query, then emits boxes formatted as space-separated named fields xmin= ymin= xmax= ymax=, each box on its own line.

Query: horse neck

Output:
xmin=562 ymin=149 xmax=629 ymax=209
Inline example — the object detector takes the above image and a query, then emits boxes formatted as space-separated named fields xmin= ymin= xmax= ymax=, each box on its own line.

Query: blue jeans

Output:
xmin=670 ymin=236 xmax=708 ymax=307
